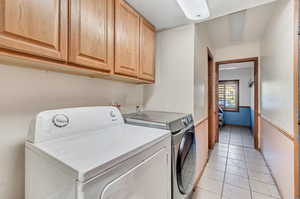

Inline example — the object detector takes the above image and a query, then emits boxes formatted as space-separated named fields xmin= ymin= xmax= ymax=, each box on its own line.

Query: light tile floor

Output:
xmin=193 ymin=126 xmax=282 ymax=199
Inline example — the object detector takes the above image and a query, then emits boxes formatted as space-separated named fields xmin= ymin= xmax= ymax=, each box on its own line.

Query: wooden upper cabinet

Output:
xmin=0 ymin=0 xmax=68 ymax=61
xmin=69 ymin=0 xmax=114 ymax=72
xmin=139 ymin=18 xmax=155 ymax=81
xmin=115 ymin=0 xmax=140 ymax=77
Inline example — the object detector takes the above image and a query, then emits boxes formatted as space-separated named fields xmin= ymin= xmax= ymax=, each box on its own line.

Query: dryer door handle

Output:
xmin=178 ymin=133 xmax=193 ymax=168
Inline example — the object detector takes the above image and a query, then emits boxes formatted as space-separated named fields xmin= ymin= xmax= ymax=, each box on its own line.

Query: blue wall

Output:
xmin=250 ymin=108 xmax=254 ymax=131
xmin=224 ymin=107 xmax=252 ymax=128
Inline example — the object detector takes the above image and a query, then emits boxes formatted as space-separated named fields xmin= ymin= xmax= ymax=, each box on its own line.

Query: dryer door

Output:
xmin=176 ymin=127 xmax=196 ymax=194
xmin=100 ymin=148 xmax=168 ymax=199
xmin=78 ymin=147 xmax=170 ymax=199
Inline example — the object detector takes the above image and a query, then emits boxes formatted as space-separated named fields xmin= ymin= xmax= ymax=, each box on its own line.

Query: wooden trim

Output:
xmin=293 ymin=0 xmax=299 ymax=196
xmin=69 ymin=0 xmax=114 ymax=71
xmin=139 ymin=17 xmax=155 ymax=82
xmin=216 ymin=57 xmax=259 ymax=149
xmin=0 ymin=48 xmax=153 ymax=84
xmin=223 ymin=108 xmax=240 ymax=112
xmin=0 ymin=0 xmax=68 ymax=61
xmin=193 ymin=158 xmax=209 ymax=192
xmin=114 ymin=0 xmax=140 ymax=77
xmin=239 ymin=106 xmax=251 ymax=108
xmin=222 ymin=106 xmax=252 ymax=113
xmin=194 ymin=117 xmax=209 ymax=128
xmin=193 ymin=116 xmax=209 ymax=190
xmin=260 ymin=151 xmax=284 ymax=199
xmin=116 ymin=0 xmax=156 ymax=30
xmin=216 ymin=57 xmax=259 ymax=65
xmin=207 ymin=47 xmax=213 ymax=60
xmin=225 ymin=124 xmax=251 ymax=129
xmin=140 ymin=16 xmax=155 ymax=31
xmin=207 ymin=47 xmax=218 ymax=149
xmin=254 ymin=59 xmax=259 ymax=149
xmin=215 ymin=54 xmax=220 ymax=143
xmin=260 ymin=115 xmax=295 ymax=141
xmin=219 ymin=79 xmax=239 ymax=83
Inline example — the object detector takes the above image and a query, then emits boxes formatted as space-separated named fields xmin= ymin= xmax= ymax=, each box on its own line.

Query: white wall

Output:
xmin=143 ymin=24 xmax=195 ymax=114
xmin=0 ymin=65 xmax=143 ymax=199
xmin=193 ymin=22 xmax=214 ymax=183
xmin=143 ymin=23 xmax=214 ymax=186
xmin=219 ymin=66 xmax=254 ymax=106
xmin=194 ymin=22 xmax=214 ymax=122
xmin=260 ymin=0 xmax=295 ymax=136
xmin=215 ymin=41 xmax=260 ymax=62
xmin=260 ymin=0 xmax=296 ymax=198
xmin=143 ymin=22 xmax=214 ymax=122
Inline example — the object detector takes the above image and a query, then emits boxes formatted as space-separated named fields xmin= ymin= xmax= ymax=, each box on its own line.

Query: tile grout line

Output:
xmin=220 ymin=125 xmax=231 ymax=199
xmin=196 ymin=126 xmax=281 ymax=199
xmin=259 ymin=151 xmax=283 ymax=199
xmin=225 ymin=126 xmax=253 ymax=199
xmin=244 ymin=127 xmax=278 ymax=199
xmin=218 ymin=126 xmax=282 ymax=199
xmin=244 ymin=142 xmax=254 ymax=199
xmin=240 ymin=127 xmax=254 ymax=199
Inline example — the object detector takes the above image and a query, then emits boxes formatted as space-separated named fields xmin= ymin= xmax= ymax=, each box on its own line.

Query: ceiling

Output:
xmin=207 ymin=2 xmax=276 ymax=48
xmin=219 ymin=62 xmax=254 ymax=71
xmin=125 ymin=0 xmax=278 ymax=30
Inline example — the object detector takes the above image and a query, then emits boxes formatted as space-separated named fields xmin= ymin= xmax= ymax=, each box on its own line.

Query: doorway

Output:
xmin=208 ymin=57 xmax=259 ymax=150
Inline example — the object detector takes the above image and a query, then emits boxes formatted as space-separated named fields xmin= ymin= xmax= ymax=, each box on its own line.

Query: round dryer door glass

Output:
xmin=176 ymin=127 xmax=196 ymax=194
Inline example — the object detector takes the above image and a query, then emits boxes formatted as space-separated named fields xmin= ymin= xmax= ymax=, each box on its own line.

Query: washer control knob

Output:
xmin=110 ymin=110 xmax=116 ymax=118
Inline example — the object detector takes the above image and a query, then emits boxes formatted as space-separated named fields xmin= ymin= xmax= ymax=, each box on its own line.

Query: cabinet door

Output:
xmin=0 ymin=0 xmax=67 ymax=61
xmin=139 ymin=19 xmax=155 ymax=81
xmin=115 ymin=0 xmax=140 ymax=77
xmin=69 ymin=0 xmax=114 ymax=72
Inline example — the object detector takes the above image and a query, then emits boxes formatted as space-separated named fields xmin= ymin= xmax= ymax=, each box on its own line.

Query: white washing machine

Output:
xmin=25 ymin=107 xmax=171 ymax=199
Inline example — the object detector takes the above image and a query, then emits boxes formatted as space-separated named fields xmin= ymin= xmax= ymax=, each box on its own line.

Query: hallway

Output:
xmin=193 ymin=126 xmax=281 ymax=199
xmin=219 ymin=126 xmax=254 ymax=148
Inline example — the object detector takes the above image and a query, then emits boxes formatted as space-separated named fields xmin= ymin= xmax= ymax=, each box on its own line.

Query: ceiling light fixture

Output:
xmin=176 ymin=0 xmax=210 ymax=21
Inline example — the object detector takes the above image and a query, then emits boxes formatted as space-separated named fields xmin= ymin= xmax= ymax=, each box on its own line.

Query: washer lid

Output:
xmin=124 ymin=111 xmax=193 ymax=132
xmin=124 ymin=111 xmax=188 ymax=124
xmin=27 ymin=124 xmax=169 ymax=182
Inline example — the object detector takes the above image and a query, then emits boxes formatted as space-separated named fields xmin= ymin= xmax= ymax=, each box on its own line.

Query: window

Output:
xmin=218 ymin=80 xmax=239 ymax=111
